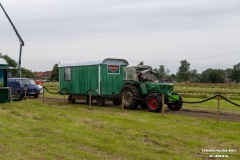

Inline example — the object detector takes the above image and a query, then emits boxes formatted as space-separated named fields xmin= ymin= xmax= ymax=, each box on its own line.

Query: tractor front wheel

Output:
xmin=146 ymin=92 xmax=162 ymax=112
xmin=167 ymin=93 xmax=182 ymax=111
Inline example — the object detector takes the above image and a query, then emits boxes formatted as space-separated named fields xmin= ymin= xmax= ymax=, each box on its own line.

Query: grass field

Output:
xmin=0 ymin=100 xmax=240 ymax=160
xmin=174 ymin=83 xmax=240 ymax=96
xmin=0 ymin=82 xmax=239 ymax=159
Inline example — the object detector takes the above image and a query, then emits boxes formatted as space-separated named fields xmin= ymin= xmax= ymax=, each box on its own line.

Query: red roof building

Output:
xmin=35 ymin=71 xmax=52 ymax=79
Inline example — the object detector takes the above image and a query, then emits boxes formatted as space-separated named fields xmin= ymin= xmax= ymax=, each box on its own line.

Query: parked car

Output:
xmin=43 ymin=79 xmax=49 ymax=82
xmin=7 ymin=78 xmax=40 ymax=98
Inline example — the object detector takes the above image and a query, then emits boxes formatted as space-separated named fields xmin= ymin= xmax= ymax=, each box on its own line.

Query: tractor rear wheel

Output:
xmin=167 ymin=93 xmax=182 ymax=111
xmin=146 ymin=92 xmax=162 ymax=112
xmin=120 ymin=84 xmax=139 ymax=109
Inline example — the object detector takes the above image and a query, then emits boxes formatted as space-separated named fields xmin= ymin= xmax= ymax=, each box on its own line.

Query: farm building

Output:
xmin=35 ymin=71 xmax=52 ymax=80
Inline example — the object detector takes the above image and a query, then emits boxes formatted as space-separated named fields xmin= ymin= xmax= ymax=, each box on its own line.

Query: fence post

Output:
xmin=63 ymin=89 xmax=66 ymax=102
xmin=217 ymin=95 xmax=220 ymax=123
xmin=24 ymin=85 xmax=27 ymax=100
xmin=161 ymin=93 xmax=165 ymax=115
xmin=43 ymin=87 xmax=45 ymax=103
xmin=25 ymin=89 xmax=27 ymax=100
xmin=9 ymin=87 xmax=12 ymax=101
xmin=121 ymin=94 xmax=124 ymax=113
xmin=89 ymin=90 xmax=92 ymax=110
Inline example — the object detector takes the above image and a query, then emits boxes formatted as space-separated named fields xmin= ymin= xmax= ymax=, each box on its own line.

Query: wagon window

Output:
xmin=64 ymin=67 xmax=71 ymax=81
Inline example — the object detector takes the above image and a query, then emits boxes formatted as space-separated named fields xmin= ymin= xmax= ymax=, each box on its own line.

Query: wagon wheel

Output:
xmin=167 ymin=93 xmax=182 ymax=111
xmin=112 ymin=98 xmax=120 ymax=105
xmin=96 ymin=97 xmax=105 ymax=106
xmin=146 ymin=92 xmax=162 ymax=112
xmin=120 ymin=84 xmax=139 ymax=110
xmin=68 ymin=95 xmax=75 ymax=104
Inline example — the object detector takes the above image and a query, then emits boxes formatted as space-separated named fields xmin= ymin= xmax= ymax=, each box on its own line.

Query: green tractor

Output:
xmin=120 ymin=65 xmax=182 ymax=112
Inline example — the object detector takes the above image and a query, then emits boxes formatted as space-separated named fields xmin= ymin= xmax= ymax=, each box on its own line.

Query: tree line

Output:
xmin=154 ymin=60 xmax=240 ymax=83
xmin=0 ymin=54 xmax=35 ymax=78
xmin=1 ymin=53 xmax=239 ymax=83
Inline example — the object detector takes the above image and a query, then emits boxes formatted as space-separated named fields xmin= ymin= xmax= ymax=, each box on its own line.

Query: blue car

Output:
xmin=7 ymin=78 xmax=40 ymax=98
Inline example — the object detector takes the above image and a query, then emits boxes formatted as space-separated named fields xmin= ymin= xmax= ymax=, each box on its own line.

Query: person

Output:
xmin=138 ymin=73 xmax=144 ymax=82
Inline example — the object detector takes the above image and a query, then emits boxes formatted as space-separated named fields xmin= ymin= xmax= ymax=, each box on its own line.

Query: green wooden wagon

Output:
xmin=59 ymin=58 xmax=129 ymax=105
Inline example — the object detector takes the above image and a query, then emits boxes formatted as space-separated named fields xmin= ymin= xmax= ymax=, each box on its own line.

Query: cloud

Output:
xmin=0 ymin=0 xmax=240 ymax=72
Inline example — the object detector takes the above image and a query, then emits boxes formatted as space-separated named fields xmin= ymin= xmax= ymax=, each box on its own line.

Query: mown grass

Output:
xmin=0 ymin=100 xmax=240 ymax=160
xmin=174 ymin=83 xmax=240 ymax=95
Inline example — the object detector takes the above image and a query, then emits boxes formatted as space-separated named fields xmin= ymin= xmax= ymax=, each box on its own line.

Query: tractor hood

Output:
xmin=139 ymin=81 xmax=174 ymax=95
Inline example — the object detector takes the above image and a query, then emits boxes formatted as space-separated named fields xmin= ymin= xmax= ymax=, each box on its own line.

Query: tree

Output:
xmin=168 ymin=74 xmax=176 ymax=82
xmin=0 ymin=54 xmax=18 ymax=77
xmin=50 ymin=64 xmax=59 ymax=81
xmin=201 ymin=69 xmax=225 ymax=83
xmin=225 ymin=68 xmax=232 ymax=78
xmin=189 ymin=69 xmax=201 ymax=82
xmin=21 ymin=67 xmax=35 ymax=78
xmin=0 ymin=54 xmax=17 ymax=67
xmin=176 ymin=60 xmax=191 ymax=82
xmin=0 ymin=53 xmax=35 ymax=78
xmin=231 ymin=63 xmax=240 ymax=82
xmin=155 ymin=65 xmax=170 ymax=82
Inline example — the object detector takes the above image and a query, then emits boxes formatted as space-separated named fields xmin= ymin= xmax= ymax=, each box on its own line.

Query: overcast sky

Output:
xmin=0 ymin=0 xmax=240 ymax=73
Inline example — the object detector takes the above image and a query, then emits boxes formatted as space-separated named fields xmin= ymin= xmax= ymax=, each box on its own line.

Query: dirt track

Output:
xmin=31 ymin=97 xmax=240 ymax=122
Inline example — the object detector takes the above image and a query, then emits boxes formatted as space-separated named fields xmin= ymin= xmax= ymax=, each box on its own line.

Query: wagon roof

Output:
xmin=59 ymin=58 xmax=129 ymax=67
xmin=102 ymin=58 xmax=129 ymax=65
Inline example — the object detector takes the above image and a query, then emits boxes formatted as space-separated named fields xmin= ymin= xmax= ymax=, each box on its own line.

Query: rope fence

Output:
xmin=10 ymin=85 xmax=240 ymax=107
xmin=10 ymin=85 xmax=240 ymax=108
xmin=9 ymin=84 xmax=240 ymax=123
